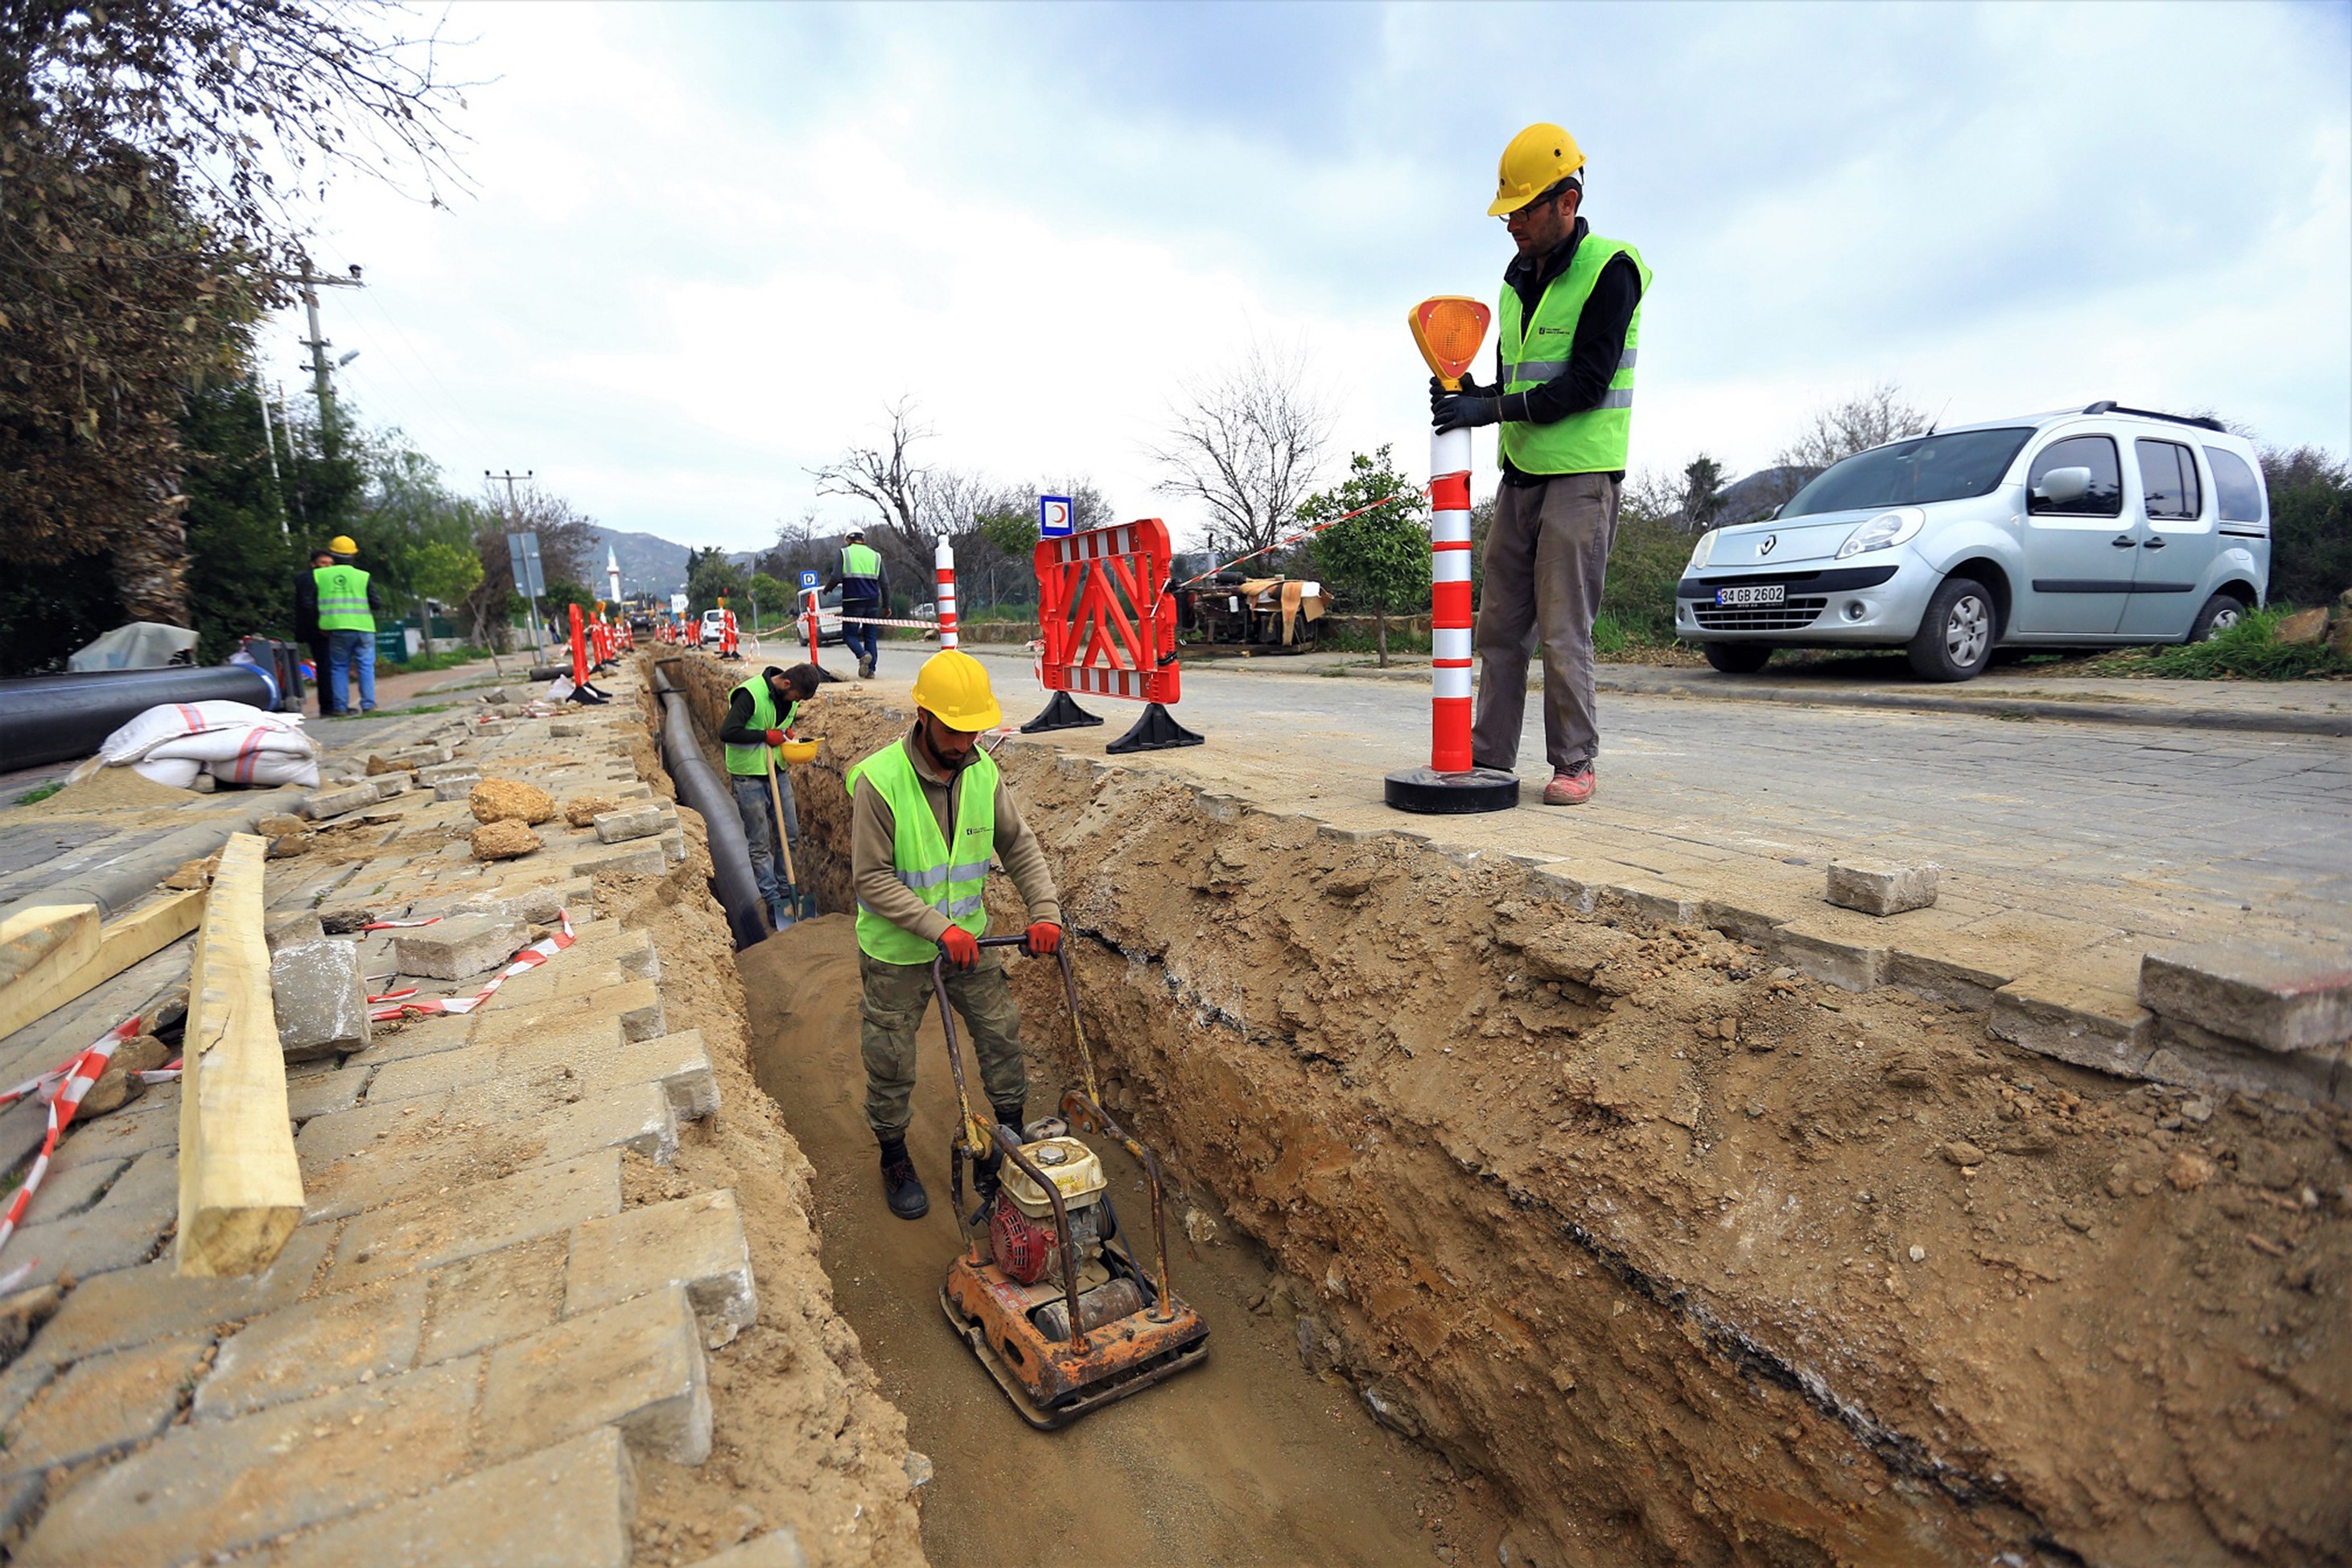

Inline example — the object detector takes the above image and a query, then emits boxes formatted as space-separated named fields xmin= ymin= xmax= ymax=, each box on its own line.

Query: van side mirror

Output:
xmin=2031 ymin=466 xmax=2092 ymax=509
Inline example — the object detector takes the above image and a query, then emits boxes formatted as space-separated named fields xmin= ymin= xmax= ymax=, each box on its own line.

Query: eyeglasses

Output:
xmin=1499 ymin=182 xmax=1577 ymax=224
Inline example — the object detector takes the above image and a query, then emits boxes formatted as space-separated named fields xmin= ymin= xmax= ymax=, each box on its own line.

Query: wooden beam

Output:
xmin=176 ymin=835 xmax=303 ymax=1277
xmin=0 ymin=905 xmax=99 ymax=1031
xmin=0 ymin=891 xmax=205 ymax=1042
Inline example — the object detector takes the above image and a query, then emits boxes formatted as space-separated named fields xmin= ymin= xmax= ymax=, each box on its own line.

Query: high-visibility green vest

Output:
xmin=723 ymin=677 xmax=797 ymax=776
xmin=846 ymin=739 xmax=997 ymax=964
xmin=1497 ymin=235 xmax=1650 ymax=475
xmin=314 ymin=565 xmax=374 ymax=632
xmin=838 ymin=543 xmax=881 ymax=599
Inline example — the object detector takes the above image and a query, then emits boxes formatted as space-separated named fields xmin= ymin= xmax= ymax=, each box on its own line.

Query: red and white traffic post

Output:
xmin=1386 ymin=297 xmax=1519 ymax=814
xmin=934 ymin=536 xmax=959 ymax=651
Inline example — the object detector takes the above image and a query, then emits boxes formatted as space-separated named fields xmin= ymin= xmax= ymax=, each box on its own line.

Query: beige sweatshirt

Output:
xmin=849 ymin=730 xmax=1061 ymax=946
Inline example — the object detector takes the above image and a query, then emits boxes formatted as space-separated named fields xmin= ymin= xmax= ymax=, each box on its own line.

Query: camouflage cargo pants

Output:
xmin=859 ymin=949 xmax=1028 ymax=1138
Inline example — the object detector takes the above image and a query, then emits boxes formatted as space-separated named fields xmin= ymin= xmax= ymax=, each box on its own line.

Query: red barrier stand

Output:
xmin=719 ymin=607 xmax=740 ymax=660
xmin=1026 ymin=518 xmax=1201 ymax=753
xmin=567 ymin=603 xmax=588 ymax=689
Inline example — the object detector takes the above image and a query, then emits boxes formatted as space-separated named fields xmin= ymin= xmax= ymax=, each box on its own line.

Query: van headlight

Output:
xmin=1687 ymin=529 xmax=1719 ymax=572
xmin=1835 ymin=508 xmax=1925 ymax=560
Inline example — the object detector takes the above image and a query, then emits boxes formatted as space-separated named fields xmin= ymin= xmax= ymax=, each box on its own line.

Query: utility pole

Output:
xmin=253 ymin=365 xmax=288 ymax=534
xmin=489 ymin=470 xmax=546 ymax=661
xmin=279 ymin=261 xmax=365 ymax=456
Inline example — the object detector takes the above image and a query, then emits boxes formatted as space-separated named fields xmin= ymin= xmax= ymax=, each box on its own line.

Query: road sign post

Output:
xmin=505 ymin=531 xmax=548 ymax=661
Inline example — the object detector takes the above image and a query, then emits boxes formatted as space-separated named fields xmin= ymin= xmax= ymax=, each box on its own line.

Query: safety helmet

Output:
xmin=327 ymin=534 xmax=360 ymax=556
xmin=910 ymin=649 xmax=1002 ymax=734
xmin=846 ymin=528 xmax=865 ymax=540
xmin=1488 ymin=123 xmax=1586 ymax=217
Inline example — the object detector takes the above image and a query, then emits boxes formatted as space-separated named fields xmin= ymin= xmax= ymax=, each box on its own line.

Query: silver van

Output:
xmin=1674 ymin=403 xmax=2272 ymax=681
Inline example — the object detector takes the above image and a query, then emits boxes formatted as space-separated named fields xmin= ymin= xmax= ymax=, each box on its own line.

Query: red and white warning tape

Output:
xmin=0 ymin=1014 xmax=144 ymax=1288
xmin=367 ymin=907 xmax=576 ymax=1022
xmin=362 ymin=917 xmax=442 ymax=932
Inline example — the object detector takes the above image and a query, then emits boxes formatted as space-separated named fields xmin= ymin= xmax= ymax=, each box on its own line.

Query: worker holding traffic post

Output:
xmin=1431 ymin=124 xmax=1647 ymax=805
xmin=719 ymin=662 xmax=822 ymax=930
xmin=314 ymin=534 xmax=386 ymax=717
xmin=846 ymin=649 xmax=1061 ymax=1221
xmin=826 ymin=528 xmax=888 ymax=681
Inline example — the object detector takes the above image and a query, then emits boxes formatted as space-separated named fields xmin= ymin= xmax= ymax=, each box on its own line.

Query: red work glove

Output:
xmin=1023 ymin=921 xmax=1061 ymax=957
xmin=763 ymin=729 xmax=785 ymax=746
xmin=939 ymin=927 xmax=980 ymax=969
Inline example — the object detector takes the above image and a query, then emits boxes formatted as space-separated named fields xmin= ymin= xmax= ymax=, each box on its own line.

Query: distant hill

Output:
xmin=593 ymin=529 xmax=691 ymax=597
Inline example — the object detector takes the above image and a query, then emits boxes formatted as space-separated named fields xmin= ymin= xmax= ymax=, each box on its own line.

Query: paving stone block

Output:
xmin=479 ymin=1285 xmax=711 ymax=1466
xmin=1699 ymin=897 xmax=1794 ymax=946
xmin=286 ymin=1064 xmax=367 ymax=1120
xmin=83 ymin=1144 xmax=176 ymax=1229
xmin=1884 ymin=938 xmax=2029 ymax=1012
xmin=661 ymin=828 xmax=688 ymax=866
xmin=688 ymin=1530 xmax=809 ymax=1568
xmin=2140 ymin=1014 xmax=2347 ymax=1109
xmin=326 ymin=1151 xmax=622 ymax=1293
xmin=474 ymin=977 xmax=664 ymax=1047
xmin=20 ymin=1356 xmax=479 ymax=1565
xmin=431 ymin=774 xmax=484 ymax=803
xmin=1769 ymin=919 xmax=1885 ymax=993
xmin=367 ymin=772 xmax=413 ymax=799
xmin=258 ymin=1426 xmax=637 ymax=1568
xmin=418 ymin=1233 xmax=567 ymax=1364
xmin=25 ymin=1223 xmax=333 ymax=1366
xmin=2138 ymin=942 xmax=2352 ymax=1053
xmin=1522 ymin=862 xmax=1600 ymax=916
xmin=529 ymin=1080 xmax=678 ymax=1166
xmin=1825 ymin=858 xmax=1939 ymax=916
xmin=302 ymin=784 xmax=377 ymax=821
xmin=0 ymin=1331 xmax=212 ymax=1477
xmin=571 ymin=841 xmax=669 ymax=879
xmin=393 ymin=915 xmax=528 ymax=981
xmin=567 ymin=1191 xmax=756 ymax=1347
xmin=1991 ymin=973 xmax=2153 ymax=1076
xmin=591 ymin=805 xmax=665 ymax=844
xmin=7 ymin=1194 xmax=171 ymax=1284
xmin=316 ymin=898 xmax=380 ymax=934
xmin=196 ymin=1274 xmax=425 ymax=1421
xmin=416 ymin=760 xmax=479 ymax=784
xmin=344 ymin=1010 xmax=473 ymax=1068
xmin=365 ymin=1018 xmax=621 ymax=1105
xmin=1597 ymin=879 xmax=1703 ymax=928
xmin=263 ymin=910 xmax=326 ymax=950
xmin=270 ymin=937 xmax=372 ymax=1060
xmin=15 ymin=1155 xmax=127 ymax=1228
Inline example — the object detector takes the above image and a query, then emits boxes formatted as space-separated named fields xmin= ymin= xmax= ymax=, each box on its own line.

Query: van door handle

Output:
xmin=2111 ymin=535 xmax=2137 ymax=548
xmin=2141 ymin=537 xmax=2166 ymax=549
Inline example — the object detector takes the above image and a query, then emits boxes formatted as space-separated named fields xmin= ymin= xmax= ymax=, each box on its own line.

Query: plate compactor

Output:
xmin=932 ymin=936 xmax=1209 ymax=1429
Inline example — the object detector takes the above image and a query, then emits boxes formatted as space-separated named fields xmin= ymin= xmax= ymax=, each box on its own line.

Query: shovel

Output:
xmin=765 ymin=748 xmax=819 ymax=926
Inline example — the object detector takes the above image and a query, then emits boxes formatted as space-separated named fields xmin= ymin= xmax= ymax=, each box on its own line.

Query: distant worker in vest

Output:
xmin=719 ymin=661 xmax=823 ymax=931
xmin=846 ymin=649 xmax=1060 ymax=1220
xmin=1431 ymin=123 xmax=1648 ymax=806
xmin=314 ymin=535 xmax=387 ymax=717
xmin=293 ymin=547 xmax=338 ymax=717
xmin=826 ymin=528 xmax=888 ymax=681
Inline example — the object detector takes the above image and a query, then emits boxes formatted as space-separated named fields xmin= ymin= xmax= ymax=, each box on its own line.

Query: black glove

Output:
xmin=1430 ymin=383 xmax=1501 ymax=433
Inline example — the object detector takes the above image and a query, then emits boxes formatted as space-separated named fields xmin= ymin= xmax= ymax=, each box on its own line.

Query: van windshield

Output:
xmin=1780 ymin=428 xmax=2033 ymax=518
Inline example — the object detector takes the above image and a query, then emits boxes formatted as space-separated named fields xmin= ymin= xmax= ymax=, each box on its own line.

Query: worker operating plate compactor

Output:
xmin=931 ymin=937 xmax=1209 ymax=1428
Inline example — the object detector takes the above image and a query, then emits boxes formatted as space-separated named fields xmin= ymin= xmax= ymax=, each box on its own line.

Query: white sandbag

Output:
xmin=130 ymin=757 xmax=203 ymax=788
xmin=210 ymin=752 xmax=319 ymax=788
xmin=146 ymin=726 xmax=316 ymax=764
xmin=97 ymin=701 xmax=302 ymax=765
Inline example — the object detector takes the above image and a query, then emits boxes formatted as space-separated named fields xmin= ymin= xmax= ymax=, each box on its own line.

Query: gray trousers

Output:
xmin=860 ymin=950 xmax=1027 ymax=1138
xmin=729 ymin=773 xmax=799 ymax=903
xmin=1471 ymin=472 xmax=1621 ymax=774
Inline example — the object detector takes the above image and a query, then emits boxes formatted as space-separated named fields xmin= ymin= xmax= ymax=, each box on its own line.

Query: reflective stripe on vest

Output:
xmin=314 ymin=565 xmax=374 ymax=632
xmin=722 ymin=678 xmax=796 ymax=776
xmin=839 ymin=543 xmax=881 ymax=600
xmin=1497 ymin=234 xmax=1651 ymax=475
xmin=846 ymin=739 xmax=998 ymax=964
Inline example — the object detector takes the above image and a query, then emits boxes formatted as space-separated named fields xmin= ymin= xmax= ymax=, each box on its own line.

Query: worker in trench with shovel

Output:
xmin=719 ymin=662 xmax=823 ymax=931
xmin=846 ymin=649 xmax=1062 ymax=1220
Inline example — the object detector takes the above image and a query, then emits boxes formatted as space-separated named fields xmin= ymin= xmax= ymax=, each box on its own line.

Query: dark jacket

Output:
xmin=719 ymin=669 xmax=793 ymax=747
xmin=824 ymin=549 xmax=889 ymax=606
xmin=1496 ymin=216 xmax=1644 ymax=487
xmin=294 ymin=569 xmax=324 ymax=641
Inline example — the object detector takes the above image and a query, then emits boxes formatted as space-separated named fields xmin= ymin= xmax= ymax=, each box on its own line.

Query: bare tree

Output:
xmin=465 ymin=478 xmax=597 ymax=650
xmin=809 ymin=397 xmax=933 ymax=570
xmin=1773 ymin=383 xmax=1933 ymax=475
xmin=1146 ymin=343 xmax=1332 ymax=559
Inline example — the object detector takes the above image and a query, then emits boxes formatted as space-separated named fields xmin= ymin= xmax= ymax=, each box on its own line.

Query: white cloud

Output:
xmin=270 ymin=1 xmax=2351 ymax=556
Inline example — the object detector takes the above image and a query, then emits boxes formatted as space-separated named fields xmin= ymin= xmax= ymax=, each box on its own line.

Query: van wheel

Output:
xmin=1703 ymin=643 xmax=1773 ymax=674
xmin=2186 ymin=592 xmax=2246 ymax=644
xmin=1906 ymin=577 xmax=1996 ymax=682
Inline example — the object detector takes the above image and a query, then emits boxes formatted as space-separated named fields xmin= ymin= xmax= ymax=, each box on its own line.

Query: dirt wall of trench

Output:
xmin=667 ymin=656 xmax=2347 ymax=1567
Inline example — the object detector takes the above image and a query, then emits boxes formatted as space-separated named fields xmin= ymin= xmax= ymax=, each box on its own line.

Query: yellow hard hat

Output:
xmin=327 ymin=534 xmax=360 ymax=555
xmin=1488 ymin=123 xmax=1586 ymax=217
xmin=910 ymin=649 xmax=1002 ymax=733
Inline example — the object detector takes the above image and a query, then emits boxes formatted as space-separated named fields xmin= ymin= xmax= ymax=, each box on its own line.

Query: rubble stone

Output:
xmin=471 ymin=820 xmax=542 ymax=861
xmin=566 ymin=793 xmax=621 ymax=828
xmin=270 ymin=938 xmax=371 ymax=1059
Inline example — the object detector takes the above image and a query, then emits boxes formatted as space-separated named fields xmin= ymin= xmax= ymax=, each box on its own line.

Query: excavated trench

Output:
xmin=662 ymin=654 xmax=2349 ymax=1568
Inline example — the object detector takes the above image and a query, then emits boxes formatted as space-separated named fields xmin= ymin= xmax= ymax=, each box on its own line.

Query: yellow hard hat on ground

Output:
xmin=327 ymin=534 xmax=360 ymax=556
xmin=911 ymin=649 xmax=1002 ymax=733
xmin=1488 ymin=123 xmax=1586 ymax=216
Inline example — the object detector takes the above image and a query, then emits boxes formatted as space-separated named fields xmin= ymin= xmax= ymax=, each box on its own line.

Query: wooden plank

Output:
xmin=0 ymin=891 xmax=204 ymax=1042
xmin=0 ymin=905 xmax=100 ymax=1031
xmin=176 ymin=835 xmax=303 ymax=1276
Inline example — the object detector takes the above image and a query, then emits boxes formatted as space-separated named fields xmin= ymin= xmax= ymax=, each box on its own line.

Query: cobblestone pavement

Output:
xmin=0 ymin=671 xmax=852 ymax=1567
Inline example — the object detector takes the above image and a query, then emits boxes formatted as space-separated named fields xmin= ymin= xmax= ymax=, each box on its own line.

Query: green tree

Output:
xmin=1304 ymin=446 xmax=1429 ymax=667
xmin=686 ymin=547 xmax=746 ymax=616
xmin=409 ymin=541 xmax=484 ymax=655
xmin=2263 ymin=447 xmax=2350 ymax=609
xmin=747 ymin=571 xmax=790 ymax=632
xmin=181 ymin=377 xmax=302 ymax=664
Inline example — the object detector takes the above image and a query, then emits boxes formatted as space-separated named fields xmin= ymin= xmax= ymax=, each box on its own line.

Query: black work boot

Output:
xmin=878 ymin=1135 xmax=928 ymax=1220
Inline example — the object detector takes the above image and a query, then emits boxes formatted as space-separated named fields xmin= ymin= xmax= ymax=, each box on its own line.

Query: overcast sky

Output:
xmin=266 ymin=0 xmax=2352 ymax=557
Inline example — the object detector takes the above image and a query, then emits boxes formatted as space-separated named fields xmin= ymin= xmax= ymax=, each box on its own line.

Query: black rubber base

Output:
xmin=1384 ymin=764 xmax=1520 ymax=814
xmin=1106 ymin=702 xmax=1205 ymax=755
xmin=1021 ymin=690 xmax=1105 ymax=734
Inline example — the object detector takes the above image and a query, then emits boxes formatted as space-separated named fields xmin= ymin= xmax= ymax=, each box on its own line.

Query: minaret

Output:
xmin=606 ymin=546 xmax=623 ymax=608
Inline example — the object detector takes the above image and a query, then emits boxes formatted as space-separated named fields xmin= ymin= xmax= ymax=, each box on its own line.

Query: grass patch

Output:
xmin=381 ymin=645 xmax=492 ymax=674
xmin=2075 ymin=605 xmax=2350 ymax=681
xmin=13 ymin=781 xmax=63 ymax=805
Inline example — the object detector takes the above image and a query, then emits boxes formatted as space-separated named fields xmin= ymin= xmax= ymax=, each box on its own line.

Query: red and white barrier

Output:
xmin=934 ymin=536 xmax=959 ymax=650
xmin=1429 ymin=425 xmax=1475 ymax=772
xmin=0 ymin=1014 xmax=144 ymax=1283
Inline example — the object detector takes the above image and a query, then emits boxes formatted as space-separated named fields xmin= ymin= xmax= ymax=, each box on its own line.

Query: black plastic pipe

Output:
xmin=651 ymin=669 xmax=766 ymax=949
xmin=0 ymin=665 xmax=274 ymax=771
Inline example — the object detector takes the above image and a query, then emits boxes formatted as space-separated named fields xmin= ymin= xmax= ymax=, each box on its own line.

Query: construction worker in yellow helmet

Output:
xmin=843 ymin=649 xmax=1062 ymax=1220
xmin=1431 ymin=122 xmax=1650 ymax=808
xmin=313 ymin=533 xmax=385 ymax=716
